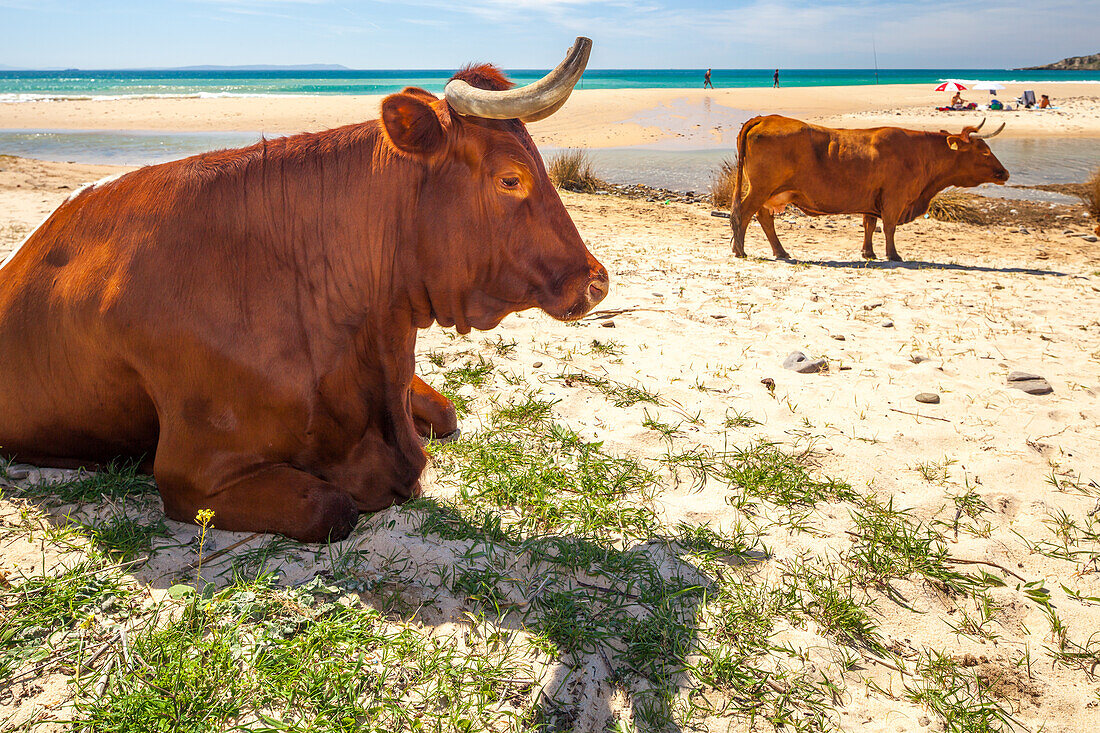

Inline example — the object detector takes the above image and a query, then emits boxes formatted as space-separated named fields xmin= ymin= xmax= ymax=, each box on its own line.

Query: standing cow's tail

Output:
xmin=730 ymin=116 xmax=766 ymax=254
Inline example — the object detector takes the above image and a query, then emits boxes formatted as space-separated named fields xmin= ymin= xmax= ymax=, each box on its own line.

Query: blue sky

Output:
xmin=1 ymin=0 xmax=1096 ymax=69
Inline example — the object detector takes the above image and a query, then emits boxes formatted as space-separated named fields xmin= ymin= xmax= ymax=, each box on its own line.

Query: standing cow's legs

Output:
xmin=755 ymin=209 xmax=792 ymax=260
xmin=731 ymin=190 xmax=769 ymax=258
xmin=154 ymin=433 xmax=359 ymax=542
xmin=410 ymin=375 xmax=458 ymax=440
xmin=883 ymin=219 xmax=904 ymax=262
xmin=861 ymin=215 xmax=878 ymax=260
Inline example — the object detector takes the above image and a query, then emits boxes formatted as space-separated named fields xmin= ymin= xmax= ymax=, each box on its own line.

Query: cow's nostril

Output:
xmin=587 ymin=277 xmax=608 ymax=304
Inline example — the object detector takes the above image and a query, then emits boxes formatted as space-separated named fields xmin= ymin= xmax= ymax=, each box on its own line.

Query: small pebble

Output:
xmin=862 ymin=301 xmax=884 ymax=311
xmin=880 ymin=320 xmax=894 ymax=328
xmin=532 ymin=361 xmax=543 ymax=369
xmin=915 ymin=392 xmax=940 ymax=404
xmin=760 ymin=377 xmax=776 ymax=393
xmin=831 ymin=334 xmax=846 ymax=341
xmin=601 ymin=320 xmax=616 ymax=328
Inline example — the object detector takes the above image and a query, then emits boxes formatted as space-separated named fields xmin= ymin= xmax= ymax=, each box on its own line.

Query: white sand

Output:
xmin=2 ymin=159 xmax=1100 ymax=730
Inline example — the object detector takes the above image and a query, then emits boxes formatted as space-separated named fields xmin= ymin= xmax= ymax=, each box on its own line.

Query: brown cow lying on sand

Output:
xmin=0 ymin=38 xmax=607 ymax=542
xmin=730 ymin=115 xmax=1010 ymax=261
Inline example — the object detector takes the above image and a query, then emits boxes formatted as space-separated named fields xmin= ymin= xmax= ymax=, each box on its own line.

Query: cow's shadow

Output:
xmin=788 ymin=258 xmax=1071 ymax=277
xmin=1 ymin=471 xmax=766 ymax=732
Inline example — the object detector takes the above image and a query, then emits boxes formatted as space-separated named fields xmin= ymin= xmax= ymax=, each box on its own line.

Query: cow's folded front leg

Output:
xmin=157 ymin=461 xmax=359 ymax=543
xmin=410 ymin=375 xmax=459 ymax=441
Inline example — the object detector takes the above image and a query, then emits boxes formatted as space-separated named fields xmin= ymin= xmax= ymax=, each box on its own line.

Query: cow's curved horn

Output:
xmin=971 ymin=121 xmax=1005 ymax=140
xmin=973 ymin=118 xmax=986 ymax=133
xmin=444 ymin=37 xmax=591 ymax=122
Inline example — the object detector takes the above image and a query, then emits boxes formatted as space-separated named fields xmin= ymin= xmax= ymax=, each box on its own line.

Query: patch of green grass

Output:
xmin=914 ymin=458 xmax=956 ymax=485
xmin=555 ymin=370 xmax=660 ymax=408
xmin=11 ymin=458 xmax=155 ymax=505
xmin=724 ymin=409 xmax=761 ymax=429
xmin=72 ymin=579 xmax=537 ymax=733
xmin=0 ymin=561 xmax=133 ymax=682
xmin=81 ymin=514 xmax=168 ymax=563
xmin=847 ymin=497 xmax=992 ymax=595
xmin=904 ymin=650 xmax=1016 ymax=732
xmin=443 ymin=355 xmax=495 ymax=391
xmin=641 ymin=409 xmax=684 ymax=442
xmin=490 ymin=391 xmax=558 ymax=428
xmin=587 ymin=339 xmax=623 ymax=357
xmin=718 ymin=442 xmax=858 ymax=507
xmin=430 ymin=417 xmax=658 ymax=540
xmin=482 ymin=335 xmax=517 ymax=358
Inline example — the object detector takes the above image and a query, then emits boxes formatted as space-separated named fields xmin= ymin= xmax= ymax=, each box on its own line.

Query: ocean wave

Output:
xmin=937 ymin=78 xmax=1100 ymax=85
xmin=0 ymin=91 xmax=315 ymax=104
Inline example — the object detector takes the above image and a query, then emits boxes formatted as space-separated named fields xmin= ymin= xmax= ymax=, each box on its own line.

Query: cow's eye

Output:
xmin=500 ymin=176 xmax=521 ymax=190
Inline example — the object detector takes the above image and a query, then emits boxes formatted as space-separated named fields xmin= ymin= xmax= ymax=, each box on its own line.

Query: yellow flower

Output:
xmin=195 ymin=509 xmax=215 ymax=526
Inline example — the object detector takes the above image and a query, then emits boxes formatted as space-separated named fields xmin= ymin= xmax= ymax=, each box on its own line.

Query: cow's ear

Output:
xmin=945 ymin=135 xmax=962 ymax=151
xmin=382 ymin=92 xmax=445 ymax=157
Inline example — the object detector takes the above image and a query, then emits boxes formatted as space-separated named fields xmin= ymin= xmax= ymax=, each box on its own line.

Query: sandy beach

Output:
xmin=2 ymin=151 xmax=1100 ymax=730
xmin=2 ymin=82 xmax=1100 ymax=149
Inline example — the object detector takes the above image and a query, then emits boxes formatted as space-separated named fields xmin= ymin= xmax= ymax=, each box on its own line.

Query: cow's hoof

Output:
xmin=733 ymin=252 xmax=747 ymax=259
xmin=420 ymin=427 xmax=461 ymax=445
xmin=888 ymin=255 xmax=904 ymax=263
xmin=775 ymin=252 xmax=792 ymax=261
xmin=861 ymin=252 xmax=877 ymax=261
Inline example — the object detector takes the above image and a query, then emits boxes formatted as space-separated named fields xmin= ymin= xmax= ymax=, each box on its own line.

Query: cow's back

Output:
xmin=739 ymin=116 xmax=918 ymax=217
xmin=0 ymin=169 xmax=198 ymax=465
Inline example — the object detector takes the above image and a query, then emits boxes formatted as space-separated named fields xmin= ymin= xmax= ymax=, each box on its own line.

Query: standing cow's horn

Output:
xmin=971 ymin=121 xmax=1006 ymax=140
xmin=444 ymin=37 xmax=592 ymax=122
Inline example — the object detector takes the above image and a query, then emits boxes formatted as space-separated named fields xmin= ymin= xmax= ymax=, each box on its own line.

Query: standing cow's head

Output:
xmin=943 ymin=119 xmax=1010 ymax=187
xmin=379 ymin=37 xmax=608 ymax=334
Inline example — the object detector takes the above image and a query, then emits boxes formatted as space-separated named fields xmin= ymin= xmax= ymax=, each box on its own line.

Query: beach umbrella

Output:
xmin=935 ymin=81 xmax=968 ymax=92
xmin=973 ymin=81 xmax=1005 ymax=95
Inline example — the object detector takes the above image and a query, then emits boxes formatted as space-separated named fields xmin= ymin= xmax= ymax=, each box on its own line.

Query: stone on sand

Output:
xmin=783 ymin=351 xmax=828 ymax=374
xmin=1007 ymin=371 xmax=1053 ymax=395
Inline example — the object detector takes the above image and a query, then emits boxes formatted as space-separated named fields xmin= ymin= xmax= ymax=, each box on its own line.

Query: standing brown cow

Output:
xmin=0 ymin=38 xmax=608 ymax=542
xmin=730 ymin=115 xmax=1009 ymax=261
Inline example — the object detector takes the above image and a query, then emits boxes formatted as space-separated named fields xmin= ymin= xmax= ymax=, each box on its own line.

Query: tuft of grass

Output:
xmin=81 ymin=514 xmax=168 ymax=562
xmin=1077 ymin=165 xmax=1100 ymax=220
xmin=0 ymin=561 xmax=133 ymax=682
xmin=724 ymin=408 xmax=761 ymax=429
xmin=904 ymin=650 xmax=1016 ymax=732
xmin=430 ymin=416 xmax=658 ymax=539
xmin=929 ymin=188 xmax=984 ymax=224
xmin=11 ymin=458 xmax=155 ymax=505
xmin=546 ymin=149 xmax=603 ymax=193
xmin=72 ymin=579 xmax=537 ymax=733
xmin=718 ymin=442 xmax=857 ymax=507
xmin=555 ymin=370 xmax=660 ymax=408
xmin=709 ymin=157 xmax=737 ymax=208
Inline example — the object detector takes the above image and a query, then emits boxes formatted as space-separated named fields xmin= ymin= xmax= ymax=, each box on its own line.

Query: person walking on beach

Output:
xmin=773 ymin=68 xmax=779 ymax=88
xmin=703 ymin=68 xmax=713 ymax=89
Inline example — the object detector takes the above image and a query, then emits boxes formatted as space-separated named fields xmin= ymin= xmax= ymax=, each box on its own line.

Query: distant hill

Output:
xmin=168 ymin=64 xmax=351 ymax=71
xmin=1019 ymin=53 xmax=1100 ymax=70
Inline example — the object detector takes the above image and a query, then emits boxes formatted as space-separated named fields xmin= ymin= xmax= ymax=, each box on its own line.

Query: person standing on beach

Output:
xmin=703 ymin=68 xmax=713 ymax=89
xmin=773 ymin=69 xmax=780 ymax=88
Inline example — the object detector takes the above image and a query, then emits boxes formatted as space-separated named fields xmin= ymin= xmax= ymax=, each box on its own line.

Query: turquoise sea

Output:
xmin=2 ymin=68 xmax=1098 ymax=196
xmin=2 ymin=68 xmax=1099 ymax=101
